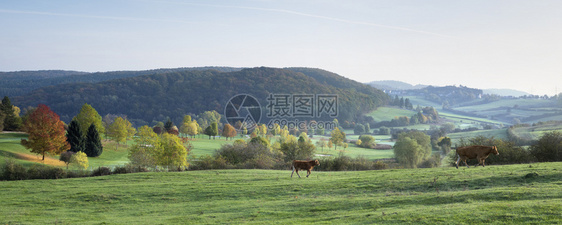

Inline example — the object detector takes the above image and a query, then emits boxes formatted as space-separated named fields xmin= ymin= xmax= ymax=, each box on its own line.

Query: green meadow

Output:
xmin=1 ymin=163 xmax=560 ymax=224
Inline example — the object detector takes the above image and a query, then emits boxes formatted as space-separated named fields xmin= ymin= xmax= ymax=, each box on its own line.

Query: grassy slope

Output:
xmin=1 ymin=163 xmax=560 ymax=224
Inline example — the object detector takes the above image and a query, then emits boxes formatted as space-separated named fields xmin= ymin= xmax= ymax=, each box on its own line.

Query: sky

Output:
xmin=1 ymin=0 xmax=561 ymax=96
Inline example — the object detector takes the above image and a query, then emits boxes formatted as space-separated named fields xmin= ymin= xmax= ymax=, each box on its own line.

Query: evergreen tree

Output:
xmin=85 ymin=124 xmax=103 ymax=157
xmin=1 ymin=96 xmax=22 ymax=131
xmin=66 ymin=120 xmax=85 ymax=153
xmin=164 ymin=119 xmax=174 ymax=133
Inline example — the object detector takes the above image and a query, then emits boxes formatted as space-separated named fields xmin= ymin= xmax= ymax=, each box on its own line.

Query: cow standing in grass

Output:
xmin=291 ymin=160 xmax=320 ymax=178
xmin=455 ymin=145 xmax=499 ymax=169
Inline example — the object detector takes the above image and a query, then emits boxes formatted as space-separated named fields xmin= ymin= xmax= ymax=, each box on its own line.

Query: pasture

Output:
xmin=1 ymin=162 xmax=560 ymax=224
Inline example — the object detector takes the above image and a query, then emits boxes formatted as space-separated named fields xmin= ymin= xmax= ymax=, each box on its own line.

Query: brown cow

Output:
xmin=291 ymin=160 xmax=320 ymax=178
xmin=455 ymin=145 xmax=499 ymax=169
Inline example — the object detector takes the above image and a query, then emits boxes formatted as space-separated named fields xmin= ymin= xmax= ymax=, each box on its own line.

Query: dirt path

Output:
xmin=14 ymin=152 xmax=66 ymax=167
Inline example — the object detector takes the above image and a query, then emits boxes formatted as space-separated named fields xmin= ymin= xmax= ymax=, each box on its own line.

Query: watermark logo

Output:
xmin=225 ymin=93 xmax=338 ymax=131
xmin=224 ymin=94 xmax=262 ymax=130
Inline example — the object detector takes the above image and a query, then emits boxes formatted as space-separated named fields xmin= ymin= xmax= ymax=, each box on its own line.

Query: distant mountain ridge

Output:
xmin=367 ymin=80 xmax=427 ymax=91
xmin=367 ymin=80 xmax=529 ymax=97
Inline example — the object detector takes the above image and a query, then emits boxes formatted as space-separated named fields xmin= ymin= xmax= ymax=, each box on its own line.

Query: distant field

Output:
xmin=366 ymin=107 xmax=417 ymax=122
xmin=447 ymin=129 xmax=508 ymax=146
xmin=1 ymin=163 xmax=560 ymax=224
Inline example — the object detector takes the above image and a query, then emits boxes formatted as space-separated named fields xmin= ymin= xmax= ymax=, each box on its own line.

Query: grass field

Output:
xmin=1 ymin=162 xmax=560 ymax=224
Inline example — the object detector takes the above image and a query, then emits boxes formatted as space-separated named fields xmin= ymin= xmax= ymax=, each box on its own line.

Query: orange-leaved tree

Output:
xmin=222 ymin=124 xmax=237 ymax=140
xmin=21 ymin=104 xmax=70 ymax=160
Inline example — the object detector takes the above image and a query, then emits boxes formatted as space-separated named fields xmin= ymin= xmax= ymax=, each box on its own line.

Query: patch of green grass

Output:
xmin=367 ymin=107 xmax=417 ymax=122
xmin=1 ymin=162 xmax=560 ymax=224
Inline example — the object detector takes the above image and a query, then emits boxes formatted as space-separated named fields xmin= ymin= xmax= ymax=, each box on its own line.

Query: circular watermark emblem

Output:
xmin=224 ymin=94 xmax=261 ymax=130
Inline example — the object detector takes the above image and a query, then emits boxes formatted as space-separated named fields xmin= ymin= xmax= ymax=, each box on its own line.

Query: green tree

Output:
xmin=59 ymin=151 xmax=75 ymax=169
xmin=164 ymin=119 xmax=174 ymax=133
xmin=1 ymin=96 xmax=22 ymax=131
xmin=358 ymin=135 xmax=376 ymax=148
xmin=66 ymin=120 xmax=85 ymax=153
xmin=394 ymin=137 xmax=424 ymax=168
xmin=394 ymin=131 xmax=432 ymax=168
xmin=108 ymin=117 xmax=135 ymax=147
xmin=330 ymin=127 xmax=345 ymax=150
xmin=530 ymin=131 xmax=562 ymax=162
xmin=128 ymin=126 xmax=159 ymax=168
xmin=21 ymin=104 xmax=70 ymax=161
xmin=157 ymin=133 xmax=189 ymax=170
xmin=204 ymin=122 xmax=219 ymax=139
xmin=354 ymin=124 xmax=365 ymax=135
xmin=280 ymin=136 xmax=315 ymax=162
xmin=186 ymin=120 xmax=199 ymax=138
xmin=74 ymin=103 xmax=105 ymax=136
xmin=84 ymin=124 xmax=103 ymax=157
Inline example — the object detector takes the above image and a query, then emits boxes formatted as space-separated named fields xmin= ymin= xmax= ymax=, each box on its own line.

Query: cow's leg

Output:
xmin=306 ymin=169 xmax=311 ymax=177
xmin=295 ymin=169 xmax=301 ymax=178
xmin=480 ymin=157 xmax=485 ymax=167
xmin=291 ymin=166 xmax=295 ymax=178
xmin=463 ymin=159 xmax=469 ymax=168
xmin=455 ymin=155 xmax=461 ymax=169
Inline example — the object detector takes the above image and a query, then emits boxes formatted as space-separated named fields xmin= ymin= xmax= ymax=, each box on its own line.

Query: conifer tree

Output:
xmin=66 ymin=120 xmax=85 ymax=153
xmin=85 ymin=124 xmax=103 ymax=157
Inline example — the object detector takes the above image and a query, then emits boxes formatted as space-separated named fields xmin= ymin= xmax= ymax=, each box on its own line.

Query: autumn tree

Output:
xmin=74 ymin=103 xmax=105 ymax=136
xmin=21 ymin=104 xmax=70 ymax=160
xmin=66 ymin=120 xmax=85 ymax=153
xmin=84 ymin=124 xmax=103 ymax=157
xmin=222 ymin=124 xmax=237 ymax=140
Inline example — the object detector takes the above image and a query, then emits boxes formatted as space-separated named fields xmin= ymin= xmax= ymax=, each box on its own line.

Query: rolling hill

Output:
xmin=12 ymin=67 xmax=389 ymax=126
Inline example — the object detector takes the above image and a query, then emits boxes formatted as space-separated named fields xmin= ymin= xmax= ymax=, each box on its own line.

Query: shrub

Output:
xmin=318 ymin=154 xmax=386 ymax=171
xmin=92 ymin=167 xmax=112 ymax=176
xmin=419 ymin=153 xmax=441 ymax=168
xmin=1 ymin=159 xmax=28 ymax=180
xmin=26 ymin=164 xmax=66 ymax=179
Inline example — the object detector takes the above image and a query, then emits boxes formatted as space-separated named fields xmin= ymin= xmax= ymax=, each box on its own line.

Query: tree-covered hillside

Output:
xmin=0 ymin=67 xmax=242 ymax=98
xmin=13 ymin=67 xmax=389 ymax=126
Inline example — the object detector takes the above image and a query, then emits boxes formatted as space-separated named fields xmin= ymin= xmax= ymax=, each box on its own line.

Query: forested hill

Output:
xmin=13 ymin=67 xmax=389 ymax=126
xmin=0 ymin=67 xmax=242 ymax=97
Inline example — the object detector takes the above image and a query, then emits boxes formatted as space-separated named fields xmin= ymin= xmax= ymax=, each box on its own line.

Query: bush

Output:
xmin=419 ymin=153 xmax=442 ymax=168
xmin=92 ymin=167 xmax=112 ymax=176
xmin=26 ymin=164 xmax=66 ymax=179
xmin=1 ymin=159 xmax=28 ymax=180
xmin=318 ymin=154 xmax=387 ymax=171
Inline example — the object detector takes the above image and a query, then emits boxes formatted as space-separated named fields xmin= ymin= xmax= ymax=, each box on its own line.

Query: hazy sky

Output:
xmin=1 ymin=0 xmax=561 ymax=96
